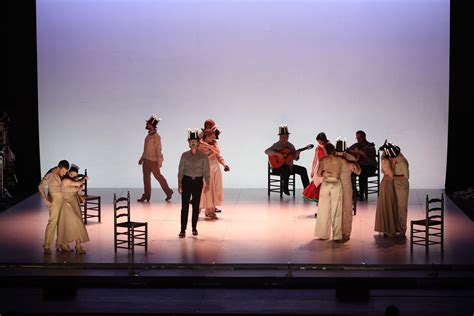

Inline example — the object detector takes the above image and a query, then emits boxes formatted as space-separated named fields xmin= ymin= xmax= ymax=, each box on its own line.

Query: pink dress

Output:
xmin=199 ymin=141 xmax=224 ymax=209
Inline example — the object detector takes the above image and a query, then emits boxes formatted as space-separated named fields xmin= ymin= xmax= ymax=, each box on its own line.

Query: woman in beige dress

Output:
xmin=199 ymin=127 xmax=230 ymax=219
xmin=335 ymin=139 xmax=361 ymax=241
xmin=57 ymin=165 xmax=90 ymax=254
xmin=374 ymin=144 xmax=398 ymax=236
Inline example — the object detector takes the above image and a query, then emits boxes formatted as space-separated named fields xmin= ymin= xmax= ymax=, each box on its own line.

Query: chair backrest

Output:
xmin=426 ymin=193 xmax=444 ymax=222
xmin=83 ymin=169 xmax=89 ymax=195
xmin=114 ymin=191 xmax=131 ymax=225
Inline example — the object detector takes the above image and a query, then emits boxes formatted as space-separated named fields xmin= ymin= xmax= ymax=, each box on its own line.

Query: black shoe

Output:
xmin=137 ymin=195 xmax=150 ymax=202
xmin=192 ymin=229 xmax=198 ymax=236
xmin=165 ymin=190 xmax=173 ymax=202
xmin=283 ymin=189 xmax=290 ymax=196
xmin=179 ymin=231 xmax=186 ymax=238
xmin=215 ymin=208 xmax=222 ymax=213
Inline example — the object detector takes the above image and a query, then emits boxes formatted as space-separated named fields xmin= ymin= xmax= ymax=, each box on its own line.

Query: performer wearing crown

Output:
xmin=199 ymin=124 xmax=230 ymax=220
xmin=386 ymin=142 xmax=409 ymax=236
xmin=265 ymin=125 xmax=310 ymax=195
xmin=178 ymin=129 xmax=210 ymax=238
xmin=374 ymin=141 xmax=399 ymax=236
xmin=138 ymin=115 xmax=173 ymax=203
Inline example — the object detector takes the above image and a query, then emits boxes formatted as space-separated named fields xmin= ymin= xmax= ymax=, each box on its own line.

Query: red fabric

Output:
xmin=302 ymin=181 xmax=320 ymax=202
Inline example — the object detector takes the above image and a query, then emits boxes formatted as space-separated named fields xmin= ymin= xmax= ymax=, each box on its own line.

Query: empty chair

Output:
xmin=80 ymin=169 xmax=101 ymax=224
xmin=267 ymin=163 xmax=295 ymax=198
xmin=410 ymin=193 xmax=444 ymax=252
xmin=114 ymin=191 xmax=148 ymax=254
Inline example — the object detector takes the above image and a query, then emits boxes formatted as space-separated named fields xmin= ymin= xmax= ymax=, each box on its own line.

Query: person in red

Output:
xmin=138 ymin=115 xmax=173 ymax=202
xmin=303 ymin=132 xmax=329 ymax=212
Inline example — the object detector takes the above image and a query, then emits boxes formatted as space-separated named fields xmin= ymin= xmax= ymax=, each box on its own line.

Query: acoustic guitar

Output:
xmin=268 ymin=144 xmax=314 ymax=169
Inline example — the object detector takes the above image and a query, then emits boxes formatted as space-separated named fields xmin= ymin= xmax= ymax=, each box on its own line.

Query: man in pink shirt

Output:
xmin=138 ymin=115 xmax=173 ymax=202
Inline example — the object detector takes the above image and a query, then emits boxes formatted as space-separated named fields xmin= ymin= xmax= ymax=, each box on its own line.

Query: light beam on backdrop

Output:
xmin=37 ymin=0 xmax=449 ymax=188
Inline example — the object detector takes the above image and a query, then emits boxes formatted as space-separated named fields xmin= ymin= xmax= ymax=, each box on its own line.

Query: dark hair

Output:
xmin=325 ymin=143 xmax=335 ymax=155
xmin=356 ymin=130 xmax=366 ymax=137
xmin=316 ymin=132 xmax=327 ymax=142
xmin=58 ymin=160 xmax=70 ymax=169
xmin=69 ymin=166 xmax=79 ymax=173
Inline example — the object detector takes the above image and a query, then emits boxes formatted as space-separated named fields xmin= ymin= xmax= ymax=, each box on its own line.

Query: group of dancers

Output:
xmin=266 ymin=125 xmax=410 ymax=241
xmin=39 ymin=117 xmax=408 ymax=253
xmin=137 ymin=115 xmax=230 ymax=237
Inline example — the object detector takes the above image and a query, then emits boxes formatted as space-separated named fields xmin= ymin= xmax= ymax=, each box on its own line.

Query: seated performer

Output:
xmin=265 ymin=125 xmax=310 ymax=195
xmin=347 ymin=130 xmax=377 ymax=201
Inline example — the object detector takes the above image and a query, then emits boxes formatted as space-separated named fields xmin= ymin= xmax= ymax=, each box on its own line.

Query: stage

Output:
xmin=1 ymin=189 xmax=473 ymax=314
xmin=0 ymin=188 xmax=473 ymax=265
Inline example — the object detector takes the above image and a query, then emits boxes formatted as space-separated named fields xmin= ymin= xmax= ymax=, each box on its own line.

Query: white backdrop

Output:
xmin=37 ymin=0 xmax=449 ymax=189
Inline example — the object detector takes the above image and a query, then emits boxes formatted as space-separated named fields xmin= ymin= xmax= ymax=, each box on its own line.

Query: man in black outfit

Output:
xmin=348 ymin=130 xmax=377 ymax=201
xmin=265 ymin=125 xmax=310 ymax=195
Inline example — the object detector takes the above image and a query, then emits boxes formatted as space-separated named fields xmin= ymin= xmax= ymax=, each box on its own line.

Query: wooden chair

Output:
xmin=80 ymin=169 xmax=101 ymax=224
xmin=410 ymin=193 xmax=444 ymax=253
xmin=114 ymin=191 xmax=148 ymax=255
xmin=355 ymin=151 xmax=380 ymax=200
xmin=352 ymin=176 xmax=358 ymax=215
xmin=267 ymin=163 xmax=295 ymax=198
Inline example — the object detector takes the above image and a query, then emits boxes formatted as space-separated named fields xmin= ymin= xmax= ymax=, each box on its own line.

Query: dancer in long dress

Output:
xmin=335 ymin=139 xmax=361 ymax=241
xmin=56 ymin=165 xmax=90 ymax=254
xmin=303 ymin=132 xmax=329 ymax=204
xmin=199 ymin=127 xmax=230 ymax=220
xmin=389 ymin=143 xmax=409 ymax=237
xmin=374 ymin=142 xmax=398 ymax=236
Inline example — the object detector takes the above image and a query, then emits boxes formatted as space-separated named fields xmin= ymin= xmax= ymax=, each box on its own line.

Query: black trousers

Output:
xmin=358 ymin=165 xmax=376 ymax=198
xmin=180 ymin=175 xmax=204 ymax=231
xmin=272 ymin=164 xmax=310 ymax=190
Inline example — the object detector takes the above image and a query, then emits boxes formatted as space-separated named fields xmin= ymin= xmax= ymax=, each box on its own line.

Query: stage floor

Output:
xmin=1 ymin=188 xmax=473 ymax=267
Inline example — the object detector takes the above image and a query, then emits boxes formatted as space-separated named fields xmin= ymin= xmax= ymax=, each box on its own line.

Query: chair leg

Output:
xmin=98 ymin=197 xmax=102 ymax=222
xmin=279 ymin=178 xmax=283 ymax=198
xmin=292 ymin=174 xmax=295 ymax=198
xmin=425 ymin=224 xmax=429 ymax=253
xmin=114 ymin=229 xmax=117 ymax=253
xmin=131 ymin=227 xmax=135 ymax=256
xmin=145 ymin=223 xmax=148 ymax=252
xmin=83 ymin=200 xmax=88 ymax=224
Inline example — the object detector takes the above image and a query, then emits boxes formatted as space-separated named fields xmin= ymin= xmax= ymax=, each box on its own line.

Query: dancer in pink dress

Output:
xmin=199 ymin=126 xmax=230 ymax=219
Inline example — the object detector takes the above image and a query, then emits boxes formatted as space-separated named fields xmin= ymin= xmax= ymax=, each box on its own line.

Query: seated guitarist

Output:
xmin=265 ymin=125 xmax=310 ymax=195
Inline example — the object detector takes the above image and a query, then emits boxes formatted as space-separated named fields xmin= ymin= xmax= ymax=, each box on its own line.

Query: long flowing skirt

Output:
xmin=57 ymin=193 xmax=90 ymax=245
xmin=200 ymin=159 xmax=224 ymax=209
xmin=374 ymin=176 xmax=398 ymax=235
xmin=302 ymin=181 xmax=320 ymax=202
